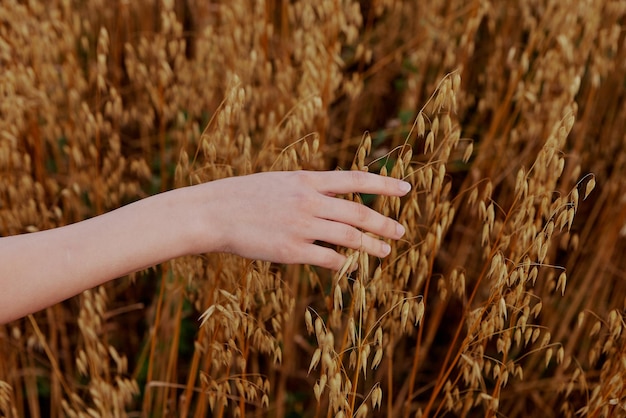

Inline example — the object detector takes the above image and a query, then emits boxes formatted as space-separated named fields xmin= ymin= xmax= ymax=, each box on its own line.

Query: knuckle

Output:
xmin=383 ymin=217 xmax=398 ymax=236
xmin=295 ymin=190 xmax=318 ymax=211
xmin=350 ymin=170 xmax=368 ymax=187
xmin=322 ymin=251 xmax=345 ymax=271
xmin=354 ymin=203 xmax=370 ymax=224
xmin=321 ymin=253 xmax=338 ymax=270
xmin=297 ymin=215 xmax=314 ymax=231
xmin=274 ymin=243 xmax=291 ymax=263
xmin=292 ymin=170 xmax=308 ymax=183
xmin=292 ymin=170 xmax=317 ymax=190
xmin=276 ymin=241 xmax=301 ymax=264
xmin=343 ymin=226 xmax=363 ymax=246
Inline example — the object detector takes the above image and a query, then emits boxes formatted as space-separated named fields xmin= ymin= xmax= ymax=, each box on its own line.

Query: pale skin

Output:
xmin=0 ymin=170 xmax=410 ymax=324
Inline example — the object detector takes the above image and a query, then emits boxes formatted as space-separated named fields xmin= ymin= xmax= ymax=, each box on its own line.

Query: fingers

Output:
xmin=300 ymin=244 xmax=347 ymax=271
xmin=310 ymin=218 xmax=394 ymax=259
xmin=318 ymin=195 xmax=405 ymax=240
xmin=246 ymin=170 xmax=411 ymax=270
xmin=301 ymin=221 xmax=393 ymax=270
xmin=310 ymin=170 xmax=411 ymax=196
xmin=305 ymin=171 xmax=408 ymax=268
xmin=300 ymin=242 xmax=368 ymax=271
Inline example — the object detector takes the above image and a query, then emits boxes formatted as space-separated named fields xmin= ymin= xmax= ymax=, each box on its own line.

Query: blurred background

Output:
xmin=0 ymin=0 xmax=624 ymax=416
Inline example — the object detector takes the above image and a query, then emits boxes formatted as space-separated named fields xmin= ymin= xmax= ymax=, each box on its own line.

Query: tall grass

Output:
xmin=1 ymin=0 xmax=625 ymax=416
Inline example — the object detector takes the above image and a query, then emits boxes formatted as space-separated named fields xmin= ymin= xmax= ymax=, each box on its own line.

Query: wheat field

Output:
xmin=1 ymin=0 xmax=625 ymax=417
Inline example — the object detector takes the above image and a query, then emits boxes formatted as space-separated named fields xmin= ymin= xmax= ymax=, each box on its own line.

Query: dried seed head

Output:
xmin=415 ymin=299 xmax=425 ymax=326
xmin=401 ymin=300 xmax=410 ymax=331
xmin=309 ymin=348 xmax=321 ymax=374
xmin=463 ymin=142 xmax=473 ymax=163
xmin=425 ymin=131 xmax=435 ymax=154
xmin=371 ymin=348 xmax=383 ymax=370
xmin=305 ymin=309 xmax=314 ymax=334
xmin=545 ymin=348 xmax=553 ymax=368
xmin=556 ymin=272 xmax=567 ymax=296
xmin=584 ymin=176 xmax=596 ymax=199
xmin=333 ymin=284 xmax=343 ymax=311
xmin=416 ymin=112 xmax=425 ymax=137
xmin=371 ymin=385 xmax=382 ymax=410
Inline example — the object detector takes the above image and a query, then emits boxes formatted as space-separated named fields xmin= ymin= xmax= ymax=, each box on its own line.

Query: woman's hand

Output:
xmin=0 ymin=170 xmax=410 ymax=322
xmin=190 ymin=170 xmax=411 ymax=270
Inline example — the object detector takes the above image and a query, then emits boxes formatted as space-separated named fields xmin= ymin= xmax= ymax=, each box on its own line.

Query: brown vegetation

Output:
xmin=1 ymin=0 xmax=625 ymax=416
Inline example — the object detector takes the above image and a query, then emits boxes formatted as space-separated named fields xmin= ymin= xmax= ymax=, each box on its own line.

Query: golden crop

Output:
xmin=1 ymin=0 xmax=625 ymax=417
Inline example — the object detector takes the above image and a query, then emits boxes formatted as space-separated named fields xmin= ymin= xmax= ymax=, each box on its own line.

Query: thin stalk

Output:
xmin=162 ymin=284 xmax=184 ymax=414
xmin=142 ymin=265 xmax=168 ymax=416
xmin=180 ymin=326 xmax=207 ymax=417
xmin=403 ymin=248 xmax=434 ymax=417
xmin=421 ymin=197 xmax=519 ymax=416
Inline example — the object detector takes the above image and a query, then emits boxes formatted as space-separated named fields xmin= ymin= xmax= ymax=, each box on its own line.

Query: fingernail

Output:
xmin=399 ymin=181 xmax=411 ymax=194
xmin=396 ymin=222 xmax=406 ymax=237
xmin=382 ymin=242 xmax=391 ymax=256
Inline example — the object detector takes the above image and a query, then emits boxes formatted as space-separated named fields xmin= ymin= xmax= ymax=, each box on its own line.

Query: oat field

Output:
xmin=1 ymin=0 xmax=625 ymax=417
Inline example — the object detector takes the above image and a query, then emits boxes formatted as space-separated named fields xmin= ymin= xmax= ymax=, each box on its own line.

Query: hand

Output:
xmin=191 ymin=170 xmax=411 ymax=270
xmin=0 ymin=170 xmax=411 ymax=322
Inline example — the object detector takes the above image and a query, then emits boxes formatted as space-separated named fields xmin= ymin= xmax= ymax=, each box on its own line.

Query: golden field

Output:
xmin=0 ymin=0 xmax=625 ymax=416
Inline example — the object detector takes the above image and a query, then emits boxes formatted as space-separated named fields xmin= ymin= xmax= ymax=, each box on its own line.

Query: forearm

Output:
xmin=0 ymin=187 xmax=201 ymax=323
xmin=0 ymin=171 xmax=410 ymax=324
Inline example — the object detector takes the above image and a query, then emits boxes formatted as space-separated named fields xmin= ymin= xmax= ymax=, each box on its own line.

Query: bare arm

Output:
xmin=0 ymin=170 xmax=410 ymax=323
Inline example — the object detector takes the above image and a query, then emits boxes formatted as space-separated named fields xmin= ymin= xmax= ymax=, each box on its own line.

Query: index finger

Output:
xmin=312 ymin=170 xmax=411 ymax=196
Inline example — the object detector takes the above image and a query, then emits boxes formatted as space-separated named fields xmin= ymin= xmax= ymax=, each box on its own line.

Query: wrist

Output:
xmin=175 ymin=182 xmax=226 ymax=257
